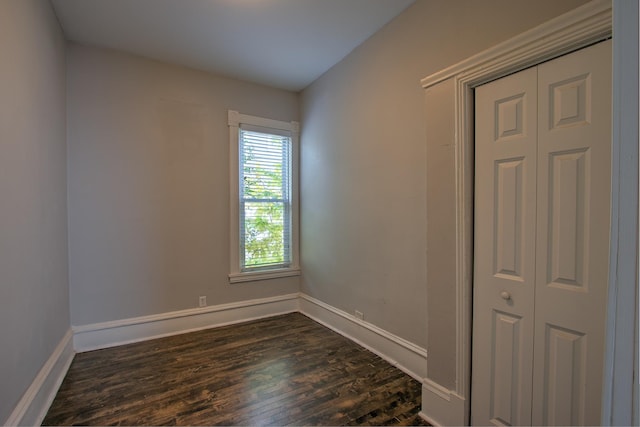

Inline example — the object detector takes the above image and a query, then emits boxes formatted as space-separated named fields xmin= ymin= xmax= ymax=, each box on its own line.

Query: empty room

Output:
xmin=1 ymin=0 xmax=637 ymax=425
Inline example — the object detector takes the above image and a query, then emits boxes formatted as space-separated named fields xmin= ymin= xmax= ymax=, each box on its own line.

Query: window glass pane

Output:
xmin=241 ymin=131 xmax=288 ymax=200
xmin=239 ymin=128 xmax=291 ymax=271
xmin=242 ymin=201 xmax=287 ymax=268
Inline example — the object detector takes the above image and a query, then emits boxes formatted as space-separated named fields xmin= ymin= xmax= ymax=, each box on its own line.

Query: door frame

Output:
xmin=420 ymin=0 xmax=637 ymax=424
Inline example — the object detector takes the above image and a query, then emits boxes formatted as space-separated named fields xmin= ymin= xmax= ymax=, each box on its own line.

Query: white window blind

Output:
xmin=239 ymin=126 xmax=292 ymax=271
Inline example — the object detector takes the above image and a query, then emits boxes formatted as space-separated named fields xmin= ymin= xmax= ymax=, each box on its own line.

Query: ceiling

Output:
xmin=51 ymin=0 xmax=415 ymax=92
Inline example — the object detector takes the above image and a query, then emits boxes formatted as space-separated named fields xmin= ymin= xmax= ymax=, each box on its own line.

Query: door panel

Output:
xmin=547 ymin=149 xmax=588 ymax=288
xmin=494 ymin=158 xmax=525 ymax=280
xmin=473 ymin=66 xmax=538 ymax=426
xmin=490 ymin=311 xmax=525 ymax=426
xmin=532 ymin=40 xmax=611 ymax=426
xmin=542 ymin=324 xmax=587 ymax=426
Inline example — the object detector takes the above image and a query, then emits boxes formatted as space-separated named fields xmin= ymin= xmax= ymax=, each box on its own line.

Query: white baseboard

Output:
xmin=421 ymin=378 xmax=467 ymax=426
xmin=298 ymin=293 xmax=427 ymax=381
xmin=4 ymin=329 xmax=75 ymax=427
xmin=73 ymin=293 xmax=300 ymax=352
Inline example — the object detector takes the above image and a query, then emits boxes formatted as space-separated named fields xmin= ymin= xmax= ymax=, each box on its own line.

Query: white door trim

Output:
xmin=420 ymin=0 xmax=613 ymax=423
xmin=602 ymin=1 xmax=639 ymax=425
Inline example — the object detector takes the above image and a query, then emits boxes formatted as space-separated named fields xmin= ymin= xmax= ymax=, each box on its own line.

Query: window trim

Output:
xmin=228 ymin=110 xmax=300 ymax=283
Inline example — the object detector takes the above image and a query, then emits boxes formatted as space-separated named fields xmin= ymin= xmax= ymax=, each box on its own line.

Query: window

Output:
xmin=228 ymin=111 xmax=300 ymax=283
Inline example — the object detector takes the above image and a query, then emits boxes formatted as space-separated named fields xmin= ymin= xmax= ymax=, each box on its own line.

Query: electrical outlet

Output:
xmin=199 ymin=296 xmax=207 ymax=307
xmin=355 ymin=310 xmax=364 ymax=320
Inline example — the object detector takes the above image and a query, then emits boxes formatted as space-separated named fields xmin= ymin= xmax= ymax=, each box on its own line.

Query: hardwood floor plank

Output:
xmin=43 ymin=313 xmax=429 ymax=426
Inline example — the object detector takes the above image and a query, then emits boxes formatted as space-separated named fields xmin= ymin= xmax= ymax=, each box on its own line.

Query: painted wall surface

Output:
xmin=0 ymin=0 xmax=69 ymax=422
xmin=300 ymin=0 xmax=588 ymax=384
xmin=423 ymin=78 xmax=457 ymax=386
xmin=67 ymin=44 xmax=300 ymax=326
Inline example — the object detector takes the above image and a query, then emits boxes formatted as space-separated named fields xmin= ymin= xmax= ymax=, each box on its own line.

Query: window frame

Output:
xmin=228 ymin=110 xmax=300 ymax=283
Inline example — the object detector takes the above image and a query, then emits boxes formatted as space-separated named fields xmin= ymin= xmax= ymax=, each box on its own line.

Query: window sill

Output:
xmin=229 ymin=267 xmax=301 ymax=284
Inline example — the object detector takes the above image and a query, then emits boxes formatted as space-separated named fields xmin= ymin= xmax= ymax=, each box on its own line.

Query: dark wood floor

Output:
xmin=43 ymin=313 xmax=429 ymax=426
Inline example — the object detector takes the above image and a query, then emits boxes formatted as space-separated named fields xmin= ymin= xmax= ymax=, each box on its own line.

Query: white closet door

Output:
xmin=532 ymin=39 xmax=611 ymax=426
xmin=472 ymin=67 xmax=538 ymax=426
xmin=472 ymin=40 xmax=611 ymax=426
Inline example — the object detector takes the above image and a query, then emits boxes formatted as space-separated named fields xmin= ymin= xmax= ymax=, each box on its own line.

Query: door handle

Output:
xmin=500 ymin=291 xmax=511 ymax=301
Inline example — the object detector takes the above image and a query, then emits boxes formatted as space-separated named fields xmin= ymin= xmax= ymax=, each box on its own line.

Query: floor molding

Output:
xmin=418 ymin=410 xmax=441 ymax=427
xmin=298 ymin=293 xmax=427 ymax=381
xmin=421 ymin=378 xmax=467 ymax=427
xmin=4 ymin=329 xmax=75 ymax=427
xmin=73 ymin=293 xmax=300 ymax=352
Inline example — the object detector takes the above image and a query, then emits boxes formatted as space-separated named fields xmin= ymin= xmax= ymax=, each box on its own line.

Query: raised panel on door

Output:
xmin=541 ymin=325 xmax=587 ymax=426
xmin=532 ymin=40 xmax=611 ymax=426
xmin=472 ymin=67 xmax=537 ymax=426
xmin=489 ymin=311 xmax=525 ymax=425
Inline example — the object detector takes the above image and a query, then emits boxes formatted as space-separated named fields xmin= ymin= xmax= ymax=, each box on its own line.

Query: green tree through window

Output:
xmin=239 ymin=129 xmax=291 ymax=270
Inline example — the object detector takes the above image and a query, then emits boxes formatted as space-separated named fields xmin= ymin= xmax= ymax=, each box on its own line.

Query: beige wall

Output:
xmin=300 ymin=0 xmax=589 ymax=385
xmin=67 ymin=44 xmax=300 ymax=326
xmin=0 ymin=0 xmax=69 ymax=422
